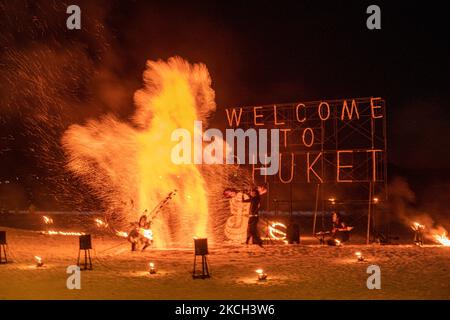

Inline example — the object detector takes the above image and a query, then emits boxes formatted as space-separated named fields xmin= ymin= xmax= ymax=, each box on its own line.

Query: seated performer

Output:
xmin=327 ymin=211 xmax=353 ymax=245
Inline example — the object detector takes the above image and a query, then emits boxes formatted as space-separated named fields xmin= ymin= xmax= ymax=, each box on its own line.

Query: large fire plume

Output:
xmin=62 ymin=57 xmax=217 ymax=247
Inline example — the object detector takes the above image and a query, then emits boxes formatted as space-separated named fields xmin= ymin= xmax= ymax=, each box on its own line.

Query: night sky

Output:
xmin=0 ymin=0 xmax=449 ymax=209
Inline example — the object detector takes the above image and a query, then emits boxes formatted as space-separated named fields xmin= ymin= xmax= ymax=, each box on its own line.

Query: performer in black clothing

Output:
xmin=242 ymin=186 xmax=267 ymax=246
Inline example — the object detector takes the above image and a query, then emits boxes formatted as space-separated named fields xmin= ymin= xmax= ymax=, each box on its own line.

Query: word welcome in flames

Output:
xmin=171 ymin=97 xmax=384 ymax=181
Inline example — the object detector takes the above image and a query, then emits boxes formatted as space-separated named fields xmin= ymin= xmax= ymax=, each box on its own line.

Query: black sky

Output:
xmin=101 ymin=0 xmax=450 ymax=170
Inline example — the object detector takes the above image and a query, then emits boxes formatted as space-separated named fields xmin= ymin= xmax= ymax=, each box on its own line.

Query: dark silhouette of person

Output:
xmin=242 ymin=187 xmax=265 ymax=246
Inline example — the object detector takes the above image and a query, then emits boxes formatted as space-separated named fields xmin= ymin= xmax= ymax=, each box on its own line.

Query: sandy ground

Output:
xmin=0 ymin=228 xmax=449 ymax=300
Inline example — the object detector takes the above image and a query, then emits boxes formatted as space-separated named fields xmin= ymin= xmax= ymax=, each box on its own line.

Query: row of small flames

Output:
xmin=41 ymin=216 xmax=135 ymax=239
xmin=40 ymin=216 xmax=450 ymax=246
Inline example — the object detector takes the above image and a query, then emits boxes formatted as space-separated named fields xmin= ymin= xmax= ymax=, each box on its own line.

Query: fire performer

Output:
xmin=328 ymin=212 xmax=353 ymax=245
xmin=127 ymin=214 xmax=152 ymax=251
xmin=242 ymin=185 xmax=267 ymax=247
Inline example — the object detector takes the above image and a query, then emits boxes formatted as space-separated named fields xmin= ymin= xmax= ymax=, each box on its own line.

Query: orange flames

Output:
xmin=62 ymin=57 xmax=216 ymax=247
xmin=139 ymin=228 xmax=153 ymax=241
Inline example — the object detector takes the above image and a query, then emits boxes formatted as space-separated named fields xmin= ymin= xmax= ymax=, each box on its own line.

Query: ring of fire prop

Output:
xmin=268 ymin=222 xmax=287 ymax=241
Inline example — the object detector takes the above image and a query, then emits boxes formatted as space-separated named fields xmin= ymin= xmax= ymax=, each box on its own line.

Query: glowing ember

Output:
xmin=62 ymin=57 xmax=215 ymax=247
xmin=42 ymin=216 xmax=53 ymax=224
xmin=334 ymin=239 xmax=341 ymax=246
xmin=41 ymin=230 xmax=85 ymax=236
xmin=140 ymin=228 xmax=153 ymax=240
xmin=433 ymin=232 xmax=450 ymax=246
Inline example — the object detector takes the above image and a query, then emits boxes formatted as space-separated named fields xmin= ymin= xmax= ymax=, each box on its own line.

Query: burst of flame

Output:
xmin=433 ymin=232 xmax=450 ymax=246
xmin=355 ymin=251 xmax=362 ymax=257
xmin=335 ymin=239 xmax=341 ymax=246
xmin=255 ymin=269 xmax=264 ymax=275
xmin=268 ymin=222 xmax=287 ymax=240
xmin=34 ymin=256 xmax=42 ymax=263
xmin=140 ymin=228 xmax=153 ymax=240
xmin=42 ymin=216 xmax=53 ymax=224
xmin=62 ymin=57 xmax=215 ymax=247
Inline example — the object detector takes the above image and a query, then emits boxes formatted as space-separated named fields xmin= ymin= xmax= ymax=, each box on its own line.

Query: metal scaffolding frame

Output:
xmin=226 ymin=97 xmax=387 ymax=243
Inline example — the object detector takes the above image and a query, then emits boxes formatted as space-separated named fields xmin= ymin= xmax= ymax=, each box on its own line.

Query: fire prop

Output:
xmin=409 ymin=222 xmax=450 ymax=247
xmin=115 ymin=231 xmax=129 ymax=238
xmin=140 ymin=228 xmax=153 ymax=241
xmin=268 ymin=222 xmax=287 ymax=240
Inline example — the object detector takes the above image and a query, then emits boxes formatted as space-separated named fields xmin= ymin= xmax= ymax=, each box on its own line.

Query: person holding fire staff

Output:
xmin=242 ymin=185 xmax=267 ymax=247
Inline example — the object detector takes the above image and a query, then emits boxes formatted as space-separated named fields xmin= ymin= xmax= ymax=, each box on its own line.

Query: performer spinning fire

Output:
xmin=242 ymin=185 xmax=267 ymax=247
